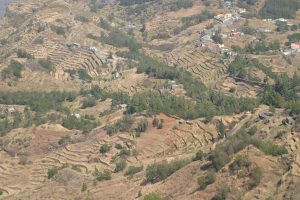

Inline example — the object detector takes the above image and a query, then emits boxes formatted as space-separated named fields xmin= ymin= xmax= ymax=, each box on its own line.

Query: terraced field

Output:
xmin=165 ymin=49 xmax=228 ymax=85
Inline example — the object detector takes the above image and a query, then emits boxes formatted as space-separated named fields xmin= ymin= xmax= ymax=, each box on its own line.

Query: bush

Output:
xmin=106 ymin=116 xmax=134 ymax=135
xmin=48 ymin=167 xmax=58 ymax=179
xmin=144 ymin=193 xmax=163 ymax=200
xmin=229 ymin=155 xmax=251 ymax=171
xmin=247 ymin=125 xmax=257 ymax=136
xmin=145 ymin=159 xmax=190 ymax=183
xmin=51 ymin=25 xmax=66 ymax=35
xmin=58 ymin=135 xmax=71 ymax=145
xmin=93 ymin=169 xmax=112 ymax=181
xmin=16 ymin=49 xmax=33 ymax=59
xmin=193 ymin=150 xmax=208 ymax=161
xmin=114 ymin=160 xmax=127 ymax=173
xmin=125 ymin=165 xmax=143 ymax=176
xmin=77 ymin=69 xmax=92 ymax=81
xmin=100 ymin=144 xmax=111 ymax=154
xmin=212 ymin=186 xmax=229 ymax=200
xmin=197 ymin=172 xmax=216 ymax=190
xmin=249 ymin=166 xmax=262 ymax=188
xmin=81 ymin=182 xmax=87 ymax=192
xmin=1 ymin=60 xmax=24 ymax=80
xmin=81 ymin=97 xmax=97 ymax=109
xmin=38 ymin=58 xmax=55 ymax=72
xmin=136 ymin=119 xmax=148 ymax=133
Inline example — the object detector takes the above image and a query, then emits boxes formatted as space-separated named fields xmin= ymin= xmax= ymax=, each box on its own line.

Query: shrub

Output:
xmin=51 ymin=25 xmax=66 ymax=35
xmin=48 ymin=167 xmax=58 ymax=179
xmin=100 ymin=144 xmax=111 ymax=154
xmin=136 ymin=119 xmax=148 ymax=133
xmin=58 ymin=135 xmax=71 ymax=145
xmin=114 ymin=159 xmax=127 ymax=173
xmin=119 ymin=147 xmax=131 ymax=156
xmin=93 ymin=169 xmax=112 ymax=181
xmin=197 ymin=172 xmax=216 ymax=190
xmin=1 ymin=60 xmax=24 ymax=80
xmin=125 ymin=165 xmax=143 ymax=176
xmin=249 ymin=166 xmax=262 ymax=188
xmin=212 ymin=186 xmax=229 ymax=200
xmin=16 ymin=49 xmax=33 ymax=59
xmin=247 ymin=126 xmax=257 ymax=136
xmin=81 ymin=182 xmax=87 ymax=192
xmin=193 ymin=150 xmax=208 ymax=161
xmin=144 ymin=193 xmax=163 ymax=200
xmin=229 ymin=155 xmax=251 ymax=171
xmin=81 ymin=97 xmax=97 ymax=109
xmin=145 ymin=159 xmax=190 ymax=183
xmin=77 ymin=69 xmax=92 ymax=81
xmin=38 ymin=58 xmax=55 ymax=72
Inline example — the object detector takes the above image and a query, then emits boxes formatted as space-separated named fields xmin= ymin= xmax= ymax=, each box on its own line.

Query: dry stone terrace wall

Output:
xmin=165 ymin=49 xmax=228 ymax=85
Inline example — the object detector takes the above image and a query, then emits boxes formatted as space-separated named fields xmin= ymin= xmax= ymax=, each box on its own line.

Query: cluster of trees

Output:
xmin=100 ymin=28 xmax=141 ymax=51
xmin=62 ymin=115 xmax=98 ymax=133
xmin=145 ymin=159 xmax=190 ymax=183
xmin=232 ymin=40 xmax=280 ymax=54
xmin=287 ymin=33 xmax=300 ymax=44
xmin=16 ymin=49 xmax=33 ymax=59
xmin=238 ymin=0 xmax=257 ymax=8
xmin=1 ymin=60 xmax=24 ymax=80
xmin=169 ymin=0 xmax=193 ymax=11
xmin=228 ymin=55 xmax=278 ymax=82
xmin=208 ymin=130 xmax=287 ymax=171
xmin=260 ymin=0 xmax=300 ymax=19
xmin=0 ymin=91 xmax=76 ymax=113
xmin=174 ymin=11 xmax=215 ymax=34
xmin=117 ymin=0 xmax=156 ymax=6
xmin=106 ymin=115 xmax=134 ymax=135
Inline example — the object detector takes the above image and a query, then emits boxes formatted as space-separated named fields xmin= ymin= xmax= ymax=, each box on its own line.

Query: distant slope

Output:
xmin=0 ymin=0 xmax=14 ymax=17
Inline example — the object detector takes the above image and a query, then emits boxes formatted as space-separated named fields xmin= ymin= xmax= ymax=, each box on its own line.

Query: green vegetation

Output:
xmin=38 ymin=58 xmax=55 ymax=73
xmin=81 ymin=97 xmax=97 ymax=109
xmin=51 ymin=25 xmax=66 ymax=36
xmin=197 ymin=172 xmax=216 ymax=190
xmin=93 ymin=169 xmax=112 ymax=181
xmin=58 ymin=135 xmax=71 ymax=145
xmin=249 ymin=166 xmax=262 ymax=188
xmin=16 ymin=49 xmax=33 ymax=59
xmin=169 ymin=0 xmax=193 ymax=11
xmin=100 ymin=143 xmax=111 ymax=154
xmin=144 ymin=193 xmax=163 ymax=200
xmin=62 ymin=115 xmax=98 ymax=133
xmin=106 ymin=115 xmax=134 ymax=135
xmin=81 ymin=182 xmax=87 ymax=192
xmin=145 ymin=159 xmax=190 ymax=183
xmin=125 ymin=165 xmax=143 ymax=176
xmin=48 ymin=167 xmax=58 ymax=179
xmin=174 ymin=11 xmax=215 ymax=34
xmin=114 ymin=160 xmax=127 ymax=172
xmin=212 ymin=187 xmax=229 ymax=200
xmin=136 ymin=119 xmax=148 ymax=133
xmin=287 ymin=33 xmax=300 ymax=44
xmin=77 ymin=69 xmax=92 ymax=81
xmin=193 ymin=150 xmax=208 ymax=161
xmin=260 ymin=0 xmax=300 ymax=19
xmin=229 ymin=155 xmax=251 ymax=171
xmin=209 ymin=131 xmax=288 ymax=171
xmin=1 ymin=60 xmax=24 ymax=80
xmin=100 ymin=28 xmax=141 ymax=51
